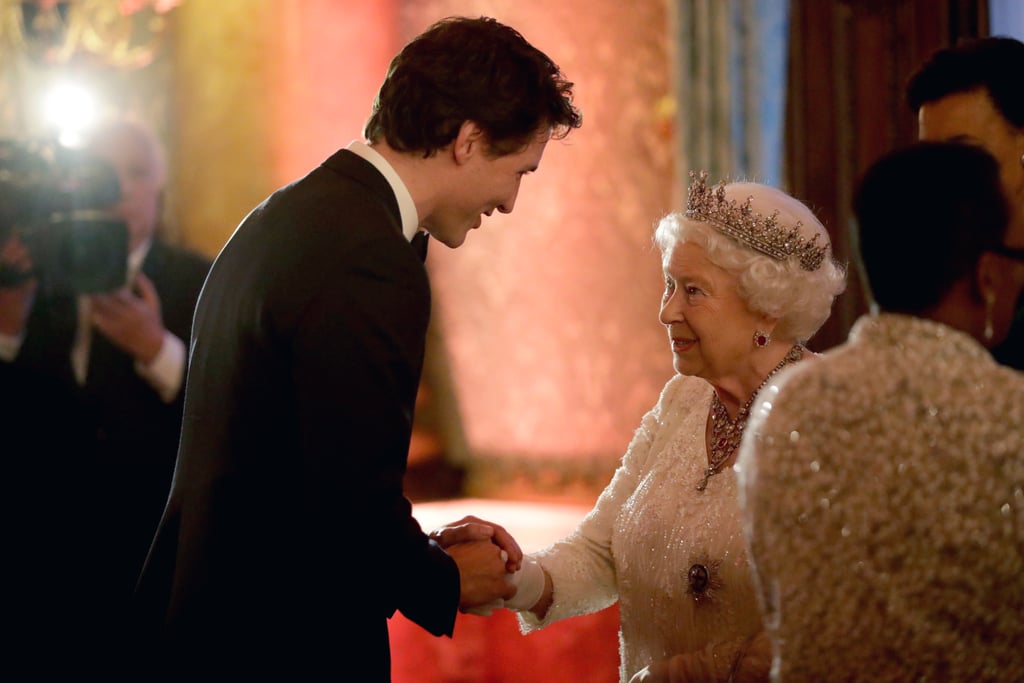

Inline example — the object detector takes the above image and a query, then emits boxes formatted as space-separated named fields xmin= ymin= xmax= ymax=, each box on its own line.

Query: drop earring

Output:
xmin=984 ymin=290 xmax=996 ymax=342
xmin=753 ymin=330 xmax=771 ymax=348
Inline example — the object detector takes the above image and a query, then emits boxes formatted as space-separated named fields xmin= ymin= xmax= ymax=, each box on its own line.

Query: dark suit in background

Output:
xmin=135 ymin=151 xmax=455 ymax=679
xmin=4 ymin=238 xmax=209 ymax=668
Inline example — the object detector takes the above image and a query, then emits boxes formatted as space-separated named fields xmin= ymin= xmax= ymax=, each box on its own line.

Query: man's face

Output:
xmin=84 ymin=126 xmax=165 ymax=252
xmin=423 ymin=132 xmax=548 ymax=248
xmin=919 ymin=88 xmax=1024 ymax=244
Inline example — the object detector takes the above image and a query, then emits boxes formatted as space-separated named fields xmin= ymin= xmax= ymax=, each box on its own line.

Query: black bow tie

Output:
xmin=411 ymin=231 xmax=429 ymax=262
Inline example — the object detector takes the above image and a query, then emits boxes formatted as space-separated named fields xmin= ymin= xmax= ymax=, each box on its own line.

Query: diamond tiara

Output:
xmin=684 ymin=170 xmax=828 ymax=271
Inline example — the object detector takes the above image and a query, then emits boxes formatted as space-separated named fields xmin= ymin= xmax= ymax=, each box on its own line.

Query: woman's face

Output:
xmin=659 ymin=240 xmax=768 ymax=384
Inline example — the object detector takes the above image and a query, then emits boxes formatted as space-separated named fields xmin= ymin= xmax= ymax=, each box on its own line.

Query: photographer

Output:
xmin=0 ymin=118 xmax=210 ymax=665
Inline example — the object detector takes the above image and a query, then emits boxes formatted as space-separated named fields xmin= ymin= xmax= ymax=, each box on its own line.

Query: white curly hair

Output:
xmin=654 ymin=182 xmax=847 ymax=343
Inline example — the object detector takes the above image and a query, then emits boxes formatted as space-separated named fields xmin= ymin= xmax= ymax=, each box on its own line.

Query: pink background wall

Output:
xmin=170 ymin=0 xmax=675 ymax=502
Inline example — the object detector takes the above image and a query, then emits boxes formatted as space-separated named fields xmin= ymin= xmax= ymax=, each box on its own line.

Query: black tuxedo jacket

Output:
xmin=3 ymin=238 xmax=210 ymax=670
xmin=134 ymin=150 xmax=459 ymax=681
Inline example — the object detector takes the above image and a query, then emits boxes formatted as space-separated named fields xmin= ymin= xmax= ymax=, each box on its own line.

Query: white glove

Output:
xmin=502 ymin=555 xmax=545 ymax=611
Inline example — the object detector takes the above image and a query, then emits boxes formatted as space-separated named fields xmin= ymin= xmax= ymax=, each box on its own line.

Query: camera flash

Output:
xmin=44 ymin=83 xmax=98 ymax=148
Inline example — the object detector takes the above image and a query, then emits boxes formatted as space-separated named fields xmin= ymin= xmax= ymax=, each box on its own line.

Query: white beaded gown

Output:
xmin=518 ymin=373 xmax=764 ymax=683
xmin=737 ymin=314 xmax=1024 ymax=682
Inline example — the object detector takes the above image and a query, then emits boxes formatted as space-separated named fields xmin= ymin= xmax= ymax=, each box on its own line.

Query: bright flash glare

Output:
xmin=44 ymin=83 xmax=98 ymax=147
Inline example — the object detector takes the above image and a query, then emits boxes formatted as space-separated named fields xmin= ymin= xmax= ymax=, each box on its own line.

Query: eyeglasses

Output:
xmin=989 ymin=244 xmax=1024 ymax=263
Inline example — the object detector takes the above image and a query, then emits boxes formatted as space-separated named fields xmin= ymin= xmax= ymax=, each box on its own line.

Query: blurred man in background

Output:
xmin=0 ymin=118 xmax=210 ymax=670
xmin=908 ymin=35 xmax=1024 ymax=368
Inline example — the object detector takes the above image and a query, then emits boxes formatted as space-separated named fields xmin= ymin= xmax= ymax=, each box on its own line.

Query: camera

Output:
xmin=0 ymin=137 xmax=128 ymax=293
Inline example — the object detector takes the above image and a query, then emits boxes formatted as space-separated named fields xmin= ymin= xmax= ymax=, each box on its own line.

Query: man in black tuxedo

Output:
xmin=0 ymin=119 xmax=211 ymax=669
xmin=134 ymin=16 xmax=582 ymax=681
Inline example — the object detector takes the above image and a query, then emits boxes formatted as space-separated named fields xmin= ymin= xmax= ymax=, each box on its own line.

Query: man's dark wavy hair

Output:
xmin=906 ymin=36 xmax=1024 ymax=128
xmin=364 ymin=16 xmax=582 ymax=158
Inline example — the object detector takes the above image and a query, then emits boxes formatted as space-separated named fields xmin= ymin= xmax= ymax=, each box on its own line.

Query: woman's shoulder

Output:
xmin=648 ymin=373 xmax=712 ymax=426
xmin=660 ymin=372 xmax=711 ymax=404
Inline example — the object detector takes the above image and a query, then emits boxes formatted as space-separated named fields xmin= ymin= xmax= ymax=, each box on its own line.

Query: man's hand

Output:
xmin=0 ymin=235 xmax=37 ymax=337
xmin=89 ymin=272 xmax=165 ymax=364
xmin=429 ymin=515 xmax=522 ymax=572
xmin=0 ymin=280 xmax=36 ymax=338
xmin=447 ymin=540 xmax=515 ymax=611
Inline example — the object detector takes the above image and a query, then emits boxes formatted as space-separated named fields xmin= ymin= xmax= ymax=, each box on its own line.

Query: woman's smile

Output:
xmin=671 ymin=336 xmax=697 ymax=353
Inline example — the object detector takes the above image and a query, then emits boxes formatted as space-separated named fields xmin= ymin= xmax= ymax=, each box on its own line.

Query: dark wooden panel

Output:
xmin=784 ymin=0 xmax=987 ymax=350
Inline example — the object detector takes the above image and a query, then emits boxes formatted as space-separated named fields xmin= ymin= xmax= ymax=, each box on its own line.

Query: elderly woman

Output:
xmin=737 ymin=142 xmax=1024 ymax=681
xmin=499 ymin=172 xmax=846 ymax=682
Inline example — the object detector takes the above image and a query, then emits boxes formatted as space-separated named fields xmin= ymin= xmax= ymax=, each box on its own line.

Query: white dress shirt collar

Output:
xmin=345 ymin=140 xmax=420 ymax=242
xmin=128 ymin=237 xmax=152 ymax=279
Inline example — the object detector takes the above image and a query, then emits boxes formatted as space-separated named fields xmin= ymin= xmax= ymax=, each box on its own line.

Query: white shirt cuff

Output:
xmin=134 ymin=330 xmax=185 ymax=403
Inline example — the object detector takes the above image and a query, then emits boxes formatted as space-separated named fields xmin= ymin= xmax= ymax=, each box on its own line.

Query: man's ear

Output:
xmin=452 ymin=121 xmax=485 ymax=165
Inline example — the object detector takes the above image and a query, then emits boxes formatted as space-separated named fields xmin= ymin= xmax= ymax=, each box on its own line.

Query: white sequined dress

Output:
xmin=518 ymin=373 xmax=765 ymax=682
xmin=737 ymin=314 xmax=1024 ymax=682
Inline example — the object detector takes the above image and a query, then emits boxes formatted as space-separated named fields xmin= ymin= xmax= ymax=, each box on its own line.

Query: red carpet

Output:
xmin=390 ymin=499 xmax=621 ymax=683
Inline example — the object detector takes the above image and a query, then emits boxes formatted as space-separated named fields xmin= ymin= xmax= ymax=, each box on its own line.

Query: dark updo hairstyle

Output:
xmin=853 ymin=141 xmax=1009 ymax=314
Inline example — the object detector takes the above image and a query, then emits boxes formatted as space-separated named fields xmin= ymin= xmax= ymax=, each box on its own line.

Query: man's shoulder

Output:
xmin=254 ymin=153 xmax=398 ymax=230
xmin=306 ymin=148 xmax=389 ymax=192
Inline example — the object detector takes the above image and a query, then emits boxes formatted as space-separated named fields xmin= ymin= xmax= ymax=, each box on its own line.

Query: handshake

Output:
xmin=429 ymin=516 xmax=547 ymax=616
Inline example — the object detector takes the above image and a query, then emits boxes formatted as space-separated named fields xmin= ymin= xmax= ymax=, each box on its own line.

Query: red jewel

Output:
xmin=756 ymin=334 xmax=767 ymax=346
xmin=717 ymin=438 xmax=728 ymax=447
